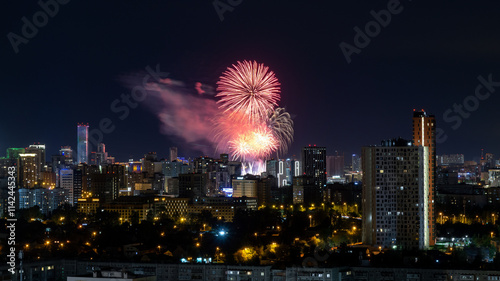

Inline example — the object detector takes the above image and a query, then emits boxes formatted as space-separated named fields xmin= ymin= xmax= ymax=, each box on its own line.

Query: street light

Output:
xmin=309 ymin=215 xmax=312 ymax=227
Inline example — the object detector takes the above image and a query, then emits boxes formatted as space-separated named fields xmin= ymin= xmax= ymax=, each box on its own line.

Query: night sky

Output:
xmin=2 ymin=1 xmax=500 ymax=163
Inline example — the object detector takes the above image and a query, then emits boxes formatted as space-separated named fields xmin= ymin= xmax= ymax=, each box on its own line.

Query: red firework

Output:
xmin=216 ymin=60 xmax=281 ymax=122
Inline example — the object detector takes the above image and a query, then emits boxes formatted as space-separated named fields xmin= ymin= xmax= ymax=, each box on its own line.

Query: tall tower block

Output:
xmin=77 ymin=123 xmax=89 ymax=164
xmin=412 ymin=110 xmax=436 ymax=246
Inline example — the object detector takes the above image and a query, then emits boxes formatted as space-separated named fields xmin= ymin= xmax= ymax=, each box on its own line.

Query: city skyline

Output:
xmin=0 ymin=123 xmax=496 ymax=164
xmin=2 ymin=2 xmax=500 ymax=162
xmin=4 ymin=2 xmax=500 ymax=278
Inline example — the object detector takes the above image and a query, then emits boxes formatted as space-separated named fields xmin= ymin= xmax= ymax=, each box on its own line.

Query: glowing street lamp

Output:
xmin=309 ymin=215 xmax=312 ymax=227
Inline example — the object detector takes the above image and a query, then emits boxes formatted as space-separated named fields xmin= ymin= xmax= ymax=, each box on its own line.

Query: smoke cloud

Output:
xmin=124 ymin=73 xmax=219 ymax=156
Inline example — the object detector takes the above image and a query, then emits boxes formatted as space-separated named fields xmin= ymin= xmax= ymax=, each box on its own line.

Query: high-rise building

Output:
xmin=6 ymin=148 xmax=25 ymax=160
xmin=362 ymin=138 xmax=430 ymax=250
xmin=194 ymin=156 xmax=214 ymax=174
xmin=27 ymin=144 xmax=46 ymax=164
xmin=73 ymin=167 xmax=83 ymax=203
xmin=292 ymin=159 xmax=301 ymax=178
xmin=41 ymin=171 xmax=56 ymax=189
xmin=18 ymin=188 xmax=70 ymax=215
xmin=485 ymin=153 xmax=495 ymax=167
xmin=142 ymin=152 xmax=158 ymax=177
xmin=60 ymin=168 xmax=74 ymax=205
xmin=77 ymin=123 xmax=89 ymax=164
xmin=169 ymin=147 xmax=178 ymax=162
xmin=266 ymin=159 xmax=287 ymax=187
xmin=19 ymin=153 xmax=39 ymax=188
xmin=59 ymin=146 xmax=73 ymax=165
xmin=95 ymin=143 xmax=108 ymax=165
xmin=352 ymin=154 xmax=361 ymax=172
xmin=412 ymin=110 xmax=436 ymax=247
xmin=326 ymin=153 xmax=344 ymax=177
xmin=26 ymin=144 xmax=46 ymax=178
xmin=90 ymin=164 xmax=127 ymax=203
xmin=179 ymin=173 xmax=208 ymax=199
xmin=301 ymin=145 xmax=326 ymax=187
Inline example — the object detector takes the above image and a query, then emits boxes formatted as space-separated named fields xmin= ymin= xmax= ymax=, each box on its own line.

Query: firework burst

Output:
xmin=216 ymin=60 xmax=281 ymax=122
xmin=214 ymin=60 xmax=293 ymax=171
xmin=267 ymin=108 xmax=294 ymax=156
xmin=228 ymin=125 xmax=278 ymax=161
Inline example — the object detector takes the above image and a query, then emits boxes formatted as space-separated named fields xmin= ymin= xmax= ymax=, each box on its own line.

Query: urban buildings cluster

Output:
xmin=2 ymin=110 xmax=500 ymax=278
xmin=4 ymin=259 xmax=500 ymax=281
xmin=0 ymin=123 xmax=366 ymax=225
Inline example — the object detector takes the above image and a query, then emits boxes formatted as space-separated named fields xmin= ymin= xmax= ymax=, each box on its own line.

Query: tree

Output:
xmin=18 ymin=206 xmax=43 ymax=221
xmin=130 ymin=211 xmax=140 ymax=226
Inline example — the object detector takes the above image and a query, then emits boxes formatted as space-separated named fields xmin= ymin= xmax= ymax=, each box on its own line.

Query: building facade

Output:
xmin=412 ymin=110 xmax=436 ymax=246
xmin=362 ymin=138 xmax=430 ymax=250
xmin=302 ymin=146 xmax=327 ymax=188
xmin=77 ymin=123 xmax=89 ymax=164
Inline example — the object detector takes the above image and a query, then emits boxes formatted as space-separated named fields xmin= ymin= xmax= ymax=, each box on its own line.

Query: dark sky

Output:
xmin=2 ymin=1 xmax=500 ymax=163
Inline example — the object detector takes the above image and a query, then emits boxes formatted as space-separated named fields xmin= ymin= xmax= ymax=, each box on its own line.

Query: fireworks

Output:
xmin=214 ymin=60 xmax=293 ymax=167
xmin=267 ymin=108 xmax=294 ymax=156
xmin=216 ymin=60 xmax=281 ymax=122
xmin=229 ymin=125 xmax=278 ymax=160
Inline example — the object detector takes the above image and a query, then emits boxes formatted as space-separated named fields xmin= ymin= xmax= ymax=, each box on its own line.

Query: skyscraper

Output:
xmin=169 ymin=147 xmax=178 ymax=162
xmin=412 ymin=110 xmax=436 ymax=247
xmin=352 ymin=154 xmax=361 ymax=172
xmin=362 ymin=138 xmax=430 ymax=250
xmin=301 ymin=145 xmax=327 ymax=187
xmin=19 ymin=153 xmax=39 ymax=188
xmin=26 ymin=144 xmax=46 ymax=178
xmin=60 ymin=168 xmax=74 ymax=205
xmin=326 ymin=153 xmax=344 ymax=177
xmin=59 ymin=146 xmax=73 ymax=165
xmin=95 ymin=143 xmax=108 ymax=165
xmin=6 ymin=148 xmax=25 ymax=160
xmin=266 ymin=159 xmax=287 ymax=187
xmin=77 ymin=124 xmax=89 ymax=164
